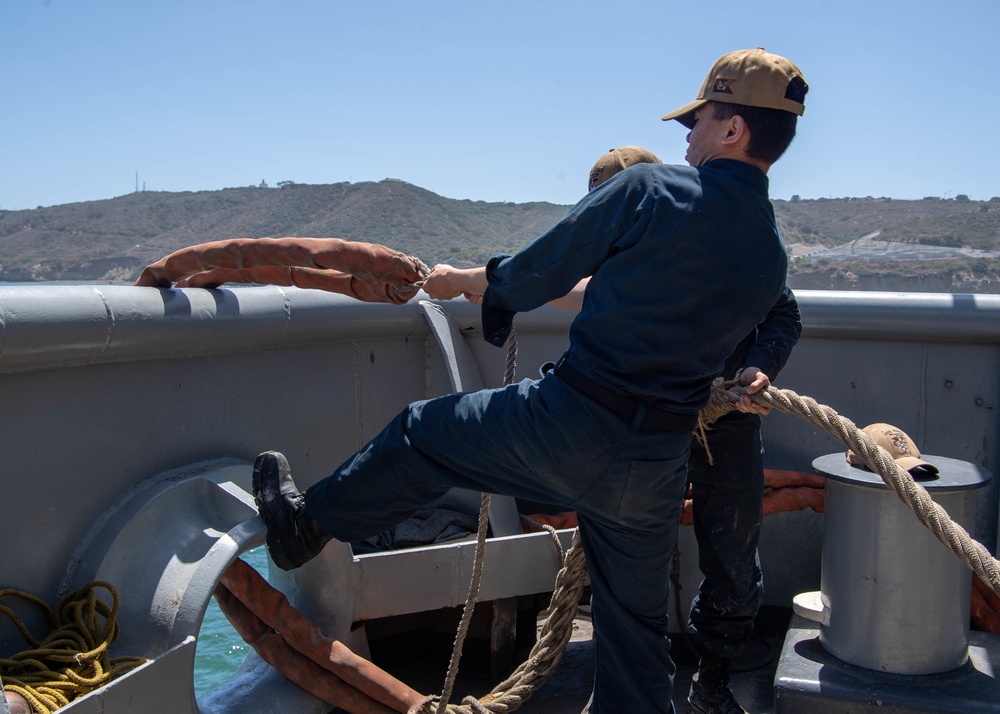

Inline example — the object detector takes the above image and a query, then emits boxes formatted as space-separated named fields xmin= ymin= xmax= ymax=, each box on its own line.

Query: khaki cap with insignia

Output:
xmin=662 ymin=47 xmax=807 ymax=129
xmin=846 ymin=423 xmax=939 ymax=476
xmin=588 ymin=146 xmax=662 ymax=192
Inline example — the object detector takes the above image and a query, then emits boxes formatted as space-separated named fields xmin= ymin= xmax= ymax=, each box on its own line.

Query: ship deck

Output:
xmin=366 ymin=603 xmax=1000 ymax=714
xmin=364 ymin=605 xmax=791 ymax=713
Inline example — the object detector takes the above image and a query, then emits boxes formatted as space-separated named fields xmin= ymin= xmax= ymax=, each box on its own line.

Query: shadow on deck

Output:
xmin=362 ymin=606 xmax=792 ymax=713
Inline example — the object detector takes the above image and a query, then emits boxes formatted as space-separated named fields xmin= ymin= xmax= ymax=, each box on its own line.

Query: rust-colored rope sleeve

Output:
xmin=134 ymin=237 xmax=427 ymax=304
xmin=218 ymin=559 xmax=426 ymax=712
xmin=173 ymin=266 xmax=418 ymax=304
xmin=971 ymin=583 xmax=1000 ymax=634
xmin=212 ymin=583 xmax=396 ymax=714
xmin=762 ymin=486 xmax=825 ymax=516
xmin=761 ymin=469 xmax=827 ymax=490
xmin=974 ymin=574 xmax=1000 ymax=615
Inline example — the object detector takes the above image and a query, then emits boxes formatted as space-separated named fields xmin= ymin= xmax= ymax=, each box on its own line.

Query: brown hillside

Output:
xmin=774 ymin=196 xmax=1000 ymax=249
xmin=1 ymin=182 xmax=999 ymax=292
xmin=0 ymin=181 xmax=569 ymax=282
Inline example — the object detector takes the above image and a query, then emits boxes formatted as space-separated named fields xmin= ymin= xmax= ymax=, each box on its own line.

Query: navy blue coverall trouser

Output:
xmin=685 ymin=412 xmax=766 ymax=663
xmin=305 ymin=373 xmax=692 ymax=714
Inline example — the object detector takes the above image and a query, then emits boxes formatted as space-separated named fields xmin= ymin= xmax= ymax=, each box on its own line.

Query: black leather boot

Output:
xmin=252 ymin=451 xmax=332 ymax=571
xmin=687 ymin=658 xmax=748 ymax=714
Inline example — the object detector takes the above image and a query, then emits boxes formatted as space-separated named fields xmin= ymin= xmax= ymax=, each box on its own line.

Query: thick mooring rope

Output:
xmin=424 ymin=378 xmax=1000 ymax=711
xmin=0 ymin=582 xmax=146 ymax=713
xmin=415 ymin=529 xmax=587 ymax=714
xmin=419 ymin=325 xmax=593 ymax=713
xmin=435 ymin=491 xmax=492 ymax=713
xmin=209 ymin=371 xmax=1000 ymax=713
xmin=201 ymin=295 xmax=997 ymax=713
xmin=215 ymin=368 xmax=999 ymax=714
xmin=702 ymin=378 xmax=1000 ymax=598
xmin=432 ymin=327 xmax=519 ymax=712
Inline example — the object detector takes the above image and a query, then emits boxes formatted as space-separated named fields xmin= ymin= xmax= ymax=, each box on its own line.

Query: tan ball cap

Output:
xmin=588 ymin=146 xmax=662 ymax=192
xmin=846 ymin=423 xmax=939 ymax=475
xmin=662 ymin=48 xmax=807 ymax=129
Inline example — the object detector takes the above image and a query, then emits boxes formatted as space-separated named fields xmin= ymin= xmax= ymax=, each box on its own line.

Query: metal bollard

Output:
xmin=795 ymin=453 xmax=991 ymax=675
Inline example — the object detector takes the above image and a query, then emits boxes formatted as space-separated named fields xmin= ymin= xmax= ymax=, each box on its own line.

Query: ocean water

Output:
xmin=193 ymin=546 xmax=270 ymax=696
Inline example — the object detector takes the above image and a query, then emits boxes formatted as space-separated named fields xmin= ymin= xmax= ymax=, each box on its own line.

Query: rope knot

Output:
xmin=694 ymin=376 xmax=746 ymax=463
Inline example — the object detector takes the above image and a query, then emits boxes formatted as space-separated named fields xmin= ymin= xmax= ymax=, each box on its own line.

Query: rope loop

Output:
xmin=428 ymin=326 xmax=592 ymax=712
xmin=0 ymin=582 xmax=146 ymax=714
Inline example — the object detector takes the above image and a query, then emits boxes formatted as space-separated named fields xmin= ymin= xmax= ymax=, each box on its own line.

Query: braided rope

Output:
xmin=0 ymin=583 xmax=146 ymax=713
xmin=503 ymin=325 xmax=517 ymax=388
xmin=413 ymin=375 xmax=1000 ymax=713
xmin=400 ymin=256 xmax=432 ymax=292
xmin=430 ymin=329 xmax=518 ymax=713
xmin=416 ymin=529 xmax=587 ymax=714
xmin=703 ymin=379 xmax=1000 ymax=597
xmin=418 ymin=325 xmax=591 ymax=713
xmin=435 ymin=491 xmax=492 ymax=713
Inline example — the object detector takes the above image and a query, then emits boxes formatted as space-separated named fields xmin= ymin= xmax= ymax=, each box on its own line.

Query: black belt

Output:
xmin=553 ymin=360 xmax=698 ymax=432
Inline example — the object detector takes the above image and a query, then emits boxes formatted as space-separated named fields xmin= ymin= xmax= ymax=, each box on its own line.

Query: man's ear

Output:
xmin=722 ymin=115 xmax=749 ymax=147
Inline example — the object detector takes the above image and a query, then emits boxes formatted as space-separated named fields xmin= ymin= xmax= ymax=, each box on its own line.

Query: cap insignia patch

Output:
xmin=712 ymin=78 xmax=735 ymax=94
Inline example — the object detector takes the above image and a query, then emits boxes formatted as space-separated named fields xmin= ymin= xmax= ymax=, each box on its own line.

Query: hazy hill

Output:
xmin=0 ymin=181 xmax=569 ymax=282
xmin=1 ymin=181 xmax=999 ymax=292
xmin=776 ymin=195 xmax=1000 ymax=293
xmin=775 ymin=195 xmax=1000 ymax=250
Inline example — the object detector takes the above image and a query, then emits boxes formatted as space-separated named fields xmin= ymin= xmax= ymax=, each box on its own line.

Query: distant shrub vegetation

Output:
xmin=1 ymin=183 xmax=998 ymax=293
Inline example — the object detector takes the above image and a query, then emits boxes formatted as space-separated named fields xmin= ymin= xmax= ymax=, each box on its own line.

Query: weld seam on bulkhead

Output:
xmin=88 ymin=286 xmax=116 ymax=362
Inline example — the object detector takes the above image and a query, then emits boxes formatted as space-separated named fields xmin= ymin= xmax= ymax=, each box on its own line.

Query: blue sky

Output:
xmin=3 ymin=0 xmax=998 ymax=210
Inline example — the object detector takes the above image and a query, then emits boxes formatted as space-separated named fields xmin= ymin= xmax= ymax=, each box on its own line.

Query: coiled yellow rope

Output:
xmin=0 ymin=582 xmax=146 ymax=713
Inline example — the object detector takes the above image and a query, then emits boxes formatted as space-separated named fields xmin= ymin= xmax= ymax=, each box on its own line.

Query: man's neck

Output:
xmin=709 ymin=147 xmax=771 ymax=174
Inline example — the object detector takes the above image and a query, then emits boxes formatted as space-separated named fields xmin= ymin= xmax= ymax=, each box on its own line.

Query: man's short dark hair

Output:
xmin=711 ymin=84 xmax=804 ymax=165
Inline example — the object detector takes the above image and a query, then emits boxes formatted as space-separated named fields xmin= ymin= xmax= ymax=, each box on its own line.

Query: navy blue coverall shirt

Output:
xmin=482 ymin=159 xmax=787 ymax=418
xmin=305 ymin=158 xmax=788 ymax=713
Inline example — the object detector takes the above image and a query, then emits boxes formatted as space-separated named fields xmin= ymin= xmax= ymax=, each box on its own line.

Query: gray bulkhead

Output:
xmin=0 ymin=285 xmax=997 ymax=711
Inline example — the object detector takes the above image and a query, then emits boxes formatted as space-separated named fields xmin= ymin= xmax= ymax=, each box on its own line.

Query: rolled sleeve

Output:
xmin=482 ymin=254 xmax=517 ymax=347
